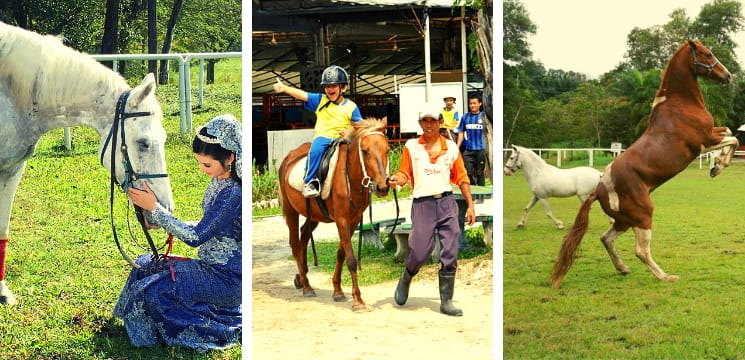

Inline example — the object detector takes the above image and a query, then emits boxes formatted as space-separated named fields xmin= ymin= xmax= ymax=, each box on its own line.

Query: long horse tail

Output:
xmin=550 ymin=190 xmax=598 ymax=289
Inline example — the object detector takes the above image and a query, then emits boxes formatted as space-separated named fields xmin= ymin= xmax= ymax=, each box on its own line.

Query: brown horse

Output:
xmin=278 ymin=117 xmax=390 ymax=311
xmin=550 ymin=40 xmax=738 ymax=288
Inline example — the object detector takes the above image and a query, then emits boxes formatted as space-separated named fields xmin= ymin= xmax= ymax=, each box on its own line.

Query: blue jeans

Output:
xmin=304 ymin=136 xmax=334 ymax=183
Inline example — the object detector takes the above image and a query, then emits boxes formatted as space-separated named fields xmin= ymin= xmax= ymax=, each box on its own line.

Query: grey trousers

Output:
xmin=406 ymin=194 xmax=460 ymax=273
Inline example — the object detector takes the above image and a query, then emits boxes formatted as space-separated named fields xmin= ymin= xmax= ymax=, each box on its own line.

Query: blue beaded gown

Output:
xmin=114 ymin=177 xmax=241 ymax=352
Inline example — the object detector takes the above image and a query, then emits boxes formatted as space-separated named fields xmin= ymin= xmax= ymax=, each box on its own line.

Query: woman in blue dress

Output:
xmin=114 ymin=114 xmax=242 ymax=352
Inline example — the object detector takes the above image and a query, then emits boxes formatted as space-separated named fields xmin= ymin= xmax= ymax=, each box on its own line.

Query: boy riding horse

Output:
xmin=273 ymin=65 xmax=362 ymax=197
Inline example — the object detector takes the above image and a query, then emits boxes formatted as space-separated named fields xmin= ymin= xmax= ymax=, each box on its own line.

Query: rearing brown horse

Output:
xmin=551 ymin=40 xmax=738 ymax=288
xmin=278 ymin=117 xmax=390 ymax=311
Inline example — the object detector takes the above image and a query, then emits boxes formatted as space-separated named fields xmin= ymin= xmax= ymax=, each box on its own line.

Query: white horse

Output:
xmin=0 ymin=22 xmax=174 ymax=304
xmin=504 ymin=145 xmax=601 ymax=229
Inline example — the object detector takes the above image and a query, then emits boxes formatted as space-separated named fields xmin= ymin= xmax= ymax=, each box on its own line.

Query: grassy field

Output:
xmin=0 ymin=58 xmax=241 ymax=359
xmin=504 ymin=160 xmax=745 ymax=359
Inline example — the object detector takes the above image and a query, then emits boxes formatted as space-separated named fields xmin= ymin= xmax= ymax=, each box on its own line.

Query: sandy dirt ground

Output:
xmin=251 ymin=198 xmax=494 ymax=360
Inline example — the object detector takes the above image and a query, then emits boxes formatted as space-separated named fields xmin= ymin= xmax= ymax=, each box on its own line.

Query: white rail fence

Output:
xmin=63 ymin=52 xmax=242 ymax=149
xmin=502 ymin=148 xmax=623 ymax=167
xmin=502 ymin=147 xmax=738 ymax=169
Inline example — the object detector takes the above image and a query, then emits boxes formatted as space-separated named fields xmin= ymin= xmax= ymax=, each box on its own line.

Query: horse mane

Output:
xmin=352 ymin=117 xmax=387 ymax=141
xmin=0 ymin=22 xmax=128 ymax=112
xmin=514 ymin=145 xmax=544 ymax=164
xmin=655 ymin=40 xmax=697 ymax=100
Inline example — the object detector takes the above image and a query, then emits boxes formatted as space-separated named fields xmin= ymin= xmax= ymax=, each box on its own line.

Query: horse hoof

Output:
xmin=352 ymin=304 xmax=370 ymax=312
xmin=517 ymin=223 xmax=525 ymax=229
xmin=293 ymin=275 xmax=302 ymax=289
xmin=303 ymin=290 xmax=317 ymax=297
xmin=0 ymin=294 xmax=18 ymax=305
xmin=664 ymin=275 xmax=680 ymax=282
xmin=557 ymin=225 xmax=565 ymax=230
xmin=0 ymin=282 xmax=17 ymax=305
xmin=710 ymin=167 xmax=721 ymax=178
xmin=333 ymin=294 xmax=347 ymax=302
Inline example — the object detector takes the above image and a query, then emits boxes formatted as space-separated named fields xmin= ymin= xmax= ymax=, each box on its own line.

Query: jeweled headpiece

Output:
xmin=195 ymin=114 xmax=242 ymax=179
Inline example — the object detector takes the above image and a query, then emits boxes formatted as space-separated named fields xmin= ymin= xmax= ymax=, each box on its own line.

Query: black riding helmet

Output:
xmin=320 ymin=65 xmax=349 ymax=85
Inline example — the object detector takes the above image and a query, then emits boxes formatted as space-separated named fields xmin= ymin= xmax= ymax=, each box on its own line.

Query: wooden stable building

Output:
xmin=251 ymin=0 xmax=485 ymax=169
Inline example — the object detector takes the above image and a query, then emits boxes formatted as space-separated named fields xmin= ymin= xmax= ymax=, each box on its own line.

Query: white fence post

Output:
xmin=198 ymin=59 xmax=205 ymax=107
xmin=88 ymin=52 xmax=241 ymax=136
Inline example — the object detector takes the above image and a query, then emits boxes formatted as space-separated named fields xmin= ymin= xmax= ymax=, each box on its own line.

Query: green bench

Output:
xmin=475 ymin=214 xmax=493 ymax=248
xmin=356 ymin=217 xmax=405 ymax=249
xmin=391 ymin=214 xmax=493 ymax=262
xmin=391 ymin=223 xmax=440 ymax=262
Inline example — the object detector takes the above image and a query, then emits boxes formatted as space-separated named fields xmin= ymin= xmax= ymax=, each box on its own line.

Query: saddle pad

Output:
xmin=288 ymin=148 xmax=340 ymax=200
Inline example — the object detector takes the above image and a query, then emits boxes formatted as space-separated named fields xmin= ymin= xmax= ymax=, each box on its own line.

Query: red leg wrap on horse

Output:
xmin=0 ymin=238 xmax=7 ymax=281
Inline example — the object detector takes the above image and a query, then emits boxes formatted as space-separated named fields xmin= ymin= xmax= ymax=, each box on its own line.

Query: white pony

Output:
xmin=0 ymin=22 xmax=174 ymax=304
xmin=504 ymin=145 xmax=601 ymax=229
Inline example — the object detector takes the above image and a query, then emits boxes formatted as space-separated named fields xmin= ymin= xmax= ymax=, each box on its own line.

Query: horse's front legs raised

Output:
xmin=706 ymin=127 xmax=739 ymax=178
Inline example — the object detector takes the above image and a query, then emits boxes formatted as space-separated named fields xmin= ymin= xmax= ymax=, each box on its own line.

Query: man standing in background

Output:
xmin=456 ymin=93 xmax=486 ymax=186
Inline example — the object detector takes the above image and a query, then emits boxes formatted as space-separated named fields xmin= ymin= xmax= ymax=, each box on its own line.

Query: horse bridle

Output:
xmin=357 ymin=131 xmax=400 ymax=268
xmin=505 ymin=148 xmax=521 ymax=173
xmin=102 ymin=90 xmax=169 ymax=270
xmin=358 ymin=131 xmax=388 ymax=188
xmin=101 ymin=91 xmax=168 ymax=192
xmin=690 ymin=44 xmax=720 ymax=77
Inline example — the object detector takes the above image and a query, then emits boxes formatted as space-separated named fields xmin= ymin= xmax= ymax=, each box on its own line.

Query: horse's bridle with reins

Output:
xmin=357 ymin=131 xmax=399 ymax=268
xmin=102 ymin=90 xmax=169 ymax=270
xmin=690 ymin=43 xmax=720 ymax=77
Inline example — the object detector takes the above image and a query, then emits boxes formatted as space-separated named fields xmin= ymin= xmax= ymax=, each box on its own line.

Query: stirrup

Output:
xmin=302 ymin=181 xmax=320 ymax=198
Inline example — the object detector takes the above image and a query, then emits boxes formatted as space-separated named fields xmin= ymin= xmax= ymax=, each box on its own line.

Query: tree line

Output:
xmin=504 ymin=0 xmax=745 ymax=149
xmin=0 ymin=0 xmax=240 ymax=84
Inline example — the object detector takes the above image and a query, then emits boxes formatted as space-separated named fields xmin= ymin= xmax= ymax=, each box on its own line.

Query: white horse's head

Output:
xmin=504 ymin=145 xmax=522 ymax=176
xmin=99 ymin=74 xmax=174 ymax=212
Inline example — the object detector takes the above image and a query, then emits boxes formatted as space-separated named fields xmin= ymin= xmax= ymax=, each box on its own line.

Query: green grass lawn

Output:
xmin=504 ymin=161 xmax=745 ymax=359
xmin=0 ymin=58 xmax=241 ymax=359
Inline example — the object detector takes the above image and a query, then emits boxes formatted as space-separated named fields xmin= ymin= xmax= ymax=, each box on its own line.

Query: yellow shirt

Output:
xmin=305 ymin=93 xmax=362 ymax=139
xmin=442 ymin=108 xmax=460 ymax=130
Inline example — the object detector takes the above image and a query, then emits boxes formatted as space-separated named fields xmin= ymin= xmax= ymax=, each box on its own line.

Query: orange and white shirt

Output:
xmin=395 ymin=135 xmax=470 ymax=199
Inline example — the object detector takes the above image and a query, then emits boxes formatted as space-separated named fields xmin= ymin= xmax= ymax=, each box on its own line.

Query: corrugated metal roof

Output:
xmin=252 ymin=0 xmax=476 ymax=95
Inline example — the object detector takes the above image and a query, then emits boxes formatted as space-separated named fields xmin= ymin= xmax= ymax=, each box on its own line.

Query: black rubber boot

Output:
xmin=394 ymin=268 xmax=414 ymax=305
xmin=439 ymin=269 xmax=463 ymax=316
